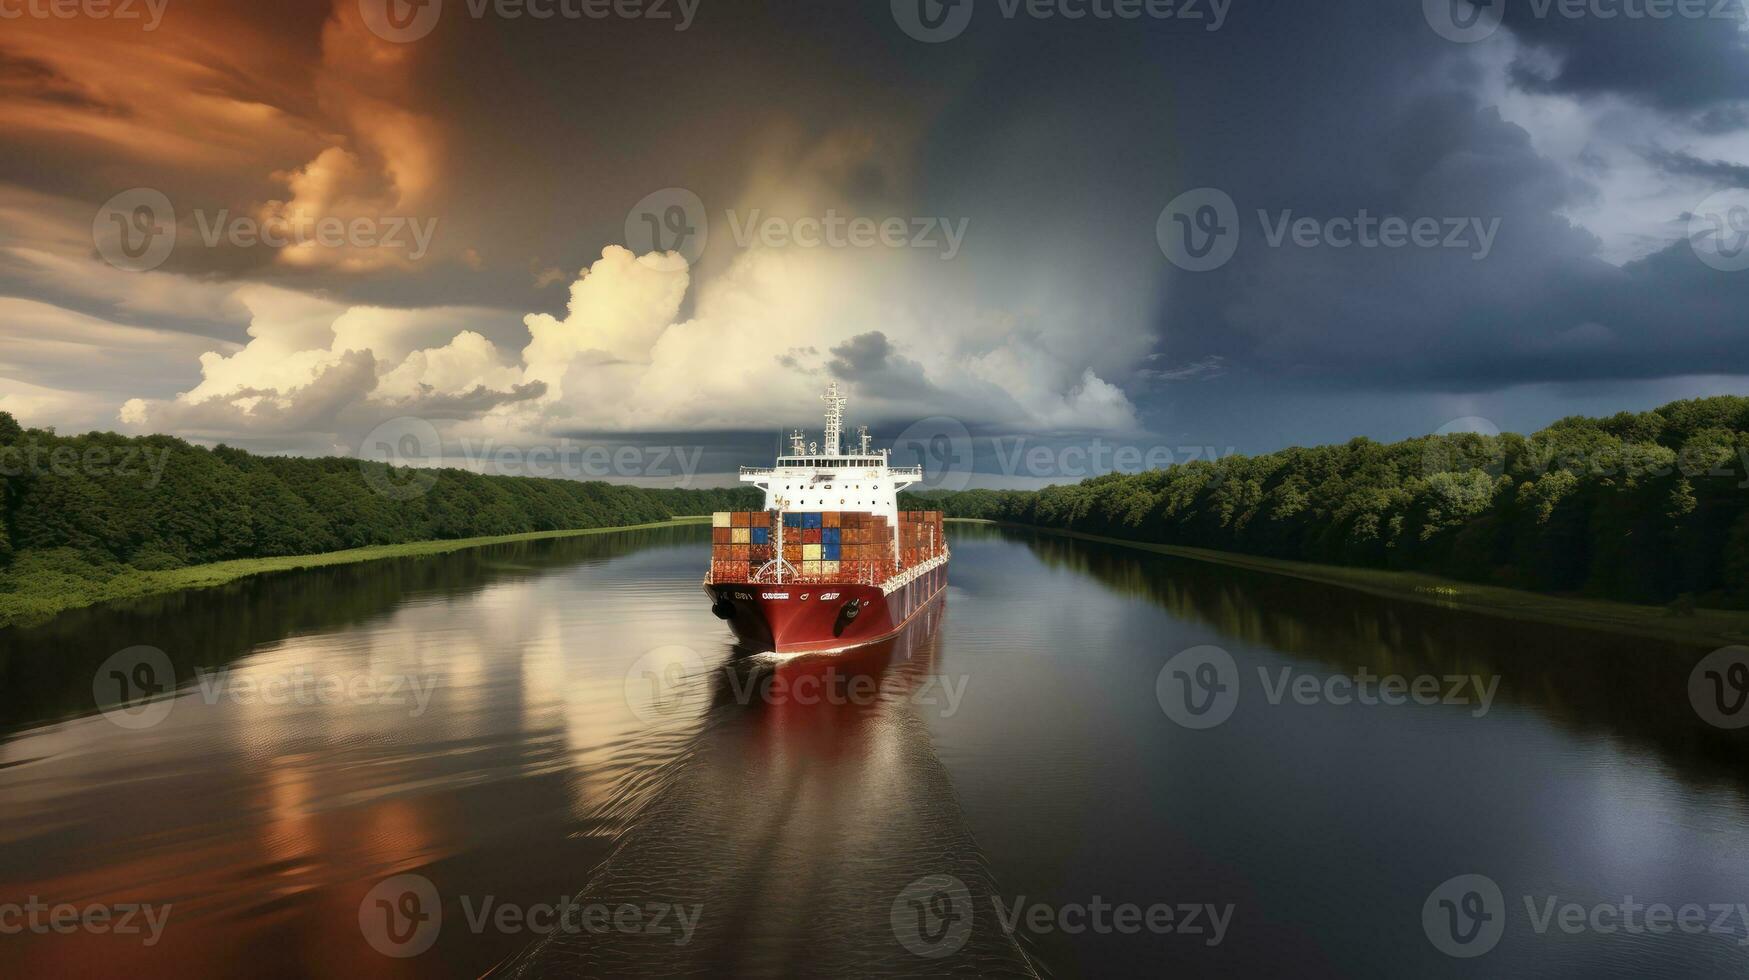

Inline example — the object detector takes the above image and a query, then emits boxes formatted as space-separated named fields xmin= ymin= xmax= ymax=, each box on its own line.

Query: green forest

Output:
xmin=0 ymin=412 xmax=759 ymax=624
xmin=907 ymin=396 xmax=1749 ymax=610
xmin=8 ymin=395 xmax=1749 ymax=626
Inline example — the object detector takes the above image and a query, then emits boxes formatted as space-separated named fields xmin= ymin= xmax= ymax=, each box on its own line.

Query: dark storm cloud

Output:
xmin=827 ymin=332 xmax=940 ymax=401
xmin=1496 ymin=0 xmax=1749 ymax=110
xmin=7 ymin=0 xmax=1749 ymax=453
xmin=1641 ymin=146 xmax=1749 ymax=188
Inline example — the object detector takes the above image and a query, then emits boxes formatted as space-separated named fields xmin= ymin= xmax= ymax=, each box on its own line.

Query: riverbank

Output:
xmin=0 ymin=517 xmax=711 ymax=630
xmin=951 ymin=519 xmax=1749 ymax=648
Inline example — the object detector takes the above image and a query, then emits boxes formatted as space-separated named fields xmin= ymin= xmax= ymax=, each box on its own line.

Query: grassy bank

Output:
xmin=951 ymin=519 xmax=1749 ymax=647
xmin=0 ymin=517 xmax=710 ymax=630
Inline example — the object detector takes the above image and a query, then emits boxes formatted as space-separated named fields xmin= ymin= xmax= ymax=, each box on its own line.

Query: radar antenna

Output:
xmin=821 ymin=382 xmax=847 ymax=456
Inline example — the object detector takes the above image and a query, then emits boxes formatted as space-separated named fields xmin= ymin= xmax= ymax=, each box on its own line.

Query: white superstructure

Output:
xmin=739 ymin=382 xmax=921 ymax=528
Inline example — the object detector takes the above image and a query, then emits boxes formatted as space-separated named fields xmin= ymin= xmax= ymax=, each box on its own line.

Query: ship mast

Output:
xmin=821 ymin=382 xmax=847 ymax=456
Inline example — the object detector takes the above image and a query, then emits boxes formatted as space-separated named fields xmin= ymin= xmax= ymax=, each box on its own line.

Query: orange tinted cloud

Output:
xmin=1 ymin=0 xmax=446 ymax=270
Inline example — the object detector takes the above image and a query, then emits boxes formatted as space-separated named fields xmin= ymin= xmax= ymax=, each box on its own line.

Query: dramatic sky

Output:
xmin=2 ymin=0 xmax=1748 ymax=486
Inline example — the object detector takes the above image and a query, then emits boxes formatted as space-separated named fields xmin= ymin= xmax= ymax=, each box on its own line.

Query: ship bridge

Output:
xmin=739 ymin=384 xmax=919 ymax=525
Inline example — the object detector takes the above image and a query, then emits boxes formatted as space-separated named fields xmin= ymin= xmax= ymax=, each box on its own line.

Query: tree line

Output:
xmin=0 ymin=412 xmax=760 ymax=575
xmin=904 ymin=397 xmax=1749 ymax=609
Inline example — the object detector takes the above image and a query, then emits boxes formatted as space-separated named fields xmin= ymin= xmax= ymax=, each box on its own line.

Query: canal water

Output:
xmin=1 ymin=523 xmax=1745 ymax=978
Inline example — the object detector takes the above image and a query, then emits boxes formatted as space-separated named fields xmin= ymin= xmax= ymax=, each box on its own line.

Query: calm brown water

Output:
xmin=2 ymin=523 xmax=1747 ymax=978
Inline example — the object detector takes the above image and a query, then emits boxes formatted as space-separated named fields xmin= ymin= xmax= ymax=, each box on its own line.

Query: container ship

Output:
xmin=704 ymin=383 xmax=949 ymax=654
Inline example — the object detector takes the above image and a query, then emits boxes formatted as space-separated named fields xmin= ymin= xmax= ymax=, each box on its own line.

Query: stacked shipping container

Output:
xmin=708 ymin=510 xmax=946 ymax=585
xmin=897 ymin=510 xmax=945 ymax=571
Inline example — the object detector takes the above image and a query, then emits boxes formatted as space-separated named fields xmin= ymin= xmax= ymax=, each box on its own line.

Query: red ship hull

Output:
xmin=705 ymin=563 xmax=948 ymax=654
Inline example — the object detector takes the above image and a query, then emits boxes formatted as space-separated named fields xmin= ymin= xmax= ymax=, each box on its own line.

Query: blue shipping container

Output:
xmin=750 ymin=527 xmax=769 ymax=544
xmin=823 ymin=543 xmax=841 ymax=560
xmin=803 ymin=512 xmax=823 ymax=529
xmin=822 ymin=527 xmax=839 ymax=544
xmin=784 ymin=512 xmax=804 ymax=527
